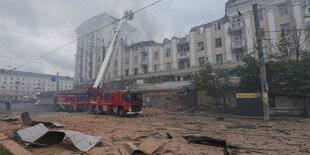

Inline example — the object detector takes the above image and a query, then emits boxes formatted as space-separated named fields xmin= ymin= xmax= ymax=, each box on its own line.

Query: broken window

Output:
xmin=216 ymin=54 xmax=223 ymax=64
xmin=232 ymin=16 xmax=241 ymax=28
xmin=166 ymin=63 xmax=171 ymax=70
xmin=166 ymin=49 xmax=171 ymax=57
xmin=125 ymin=70 xmax=129 ymax=76
xmin=134 ymin=56 xmax=138 ymax=64
xmin=278 ymin=4 xmax=288 ymax=16
xmin=198 ymin=41 xmax=204 ymax=51
xmin=198 ymin=57 xmax=205 ymax=66
xmin=143 ymin=66 xmax=148 ymax=74
xmin=235 ymin=50 xmax=244 ymax=62
xmin=215 ymin=38 xmax=222 ymax=48
xmin=154 ymin=64 xmax=159 ymax=72
xmin=154 ymin=52 xmax=159 ymax=60
xmin=306 ymin=21 xmax=310 ymax=29
xmin=234 ymin=34 xmax=242 ymax=41
xmin=179 ymin=59 xmax=190 ymax=69
xmin=177 ymin=42 xmax=190 ymax=53
xmin=197 ymin=26 xmax=203 ymax=35
xmin=280 ymin=23 xmax=290 ymax=34
xmin=214 ymin=21 xmax=221 ymax=31
xmin=141 ymin=52 xmax=148 ymax=61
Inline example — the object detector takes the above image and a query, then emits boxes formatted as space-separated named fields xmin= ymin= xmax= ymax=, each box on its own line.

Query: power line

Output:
xmin=12 ymin=0 xmax=162 ymax=72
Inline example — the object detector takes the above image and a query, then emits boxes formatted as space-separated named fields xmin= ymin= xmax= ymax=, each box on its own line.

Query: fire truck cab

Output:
xmin=90 ymin=90 xmax=143 ymax=116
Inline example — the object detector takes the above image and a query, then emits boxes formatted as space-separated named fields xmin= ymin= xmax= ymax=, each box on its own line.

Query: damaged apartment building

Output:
xmin=75 ymin=0 xmax=310 ymax=91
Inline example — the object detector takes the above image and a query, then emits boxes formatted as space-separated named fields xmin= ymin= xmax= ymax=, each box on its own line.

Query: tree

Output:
xmin=235 ymin=53 xmax=310 ymax=98
xmin=234 ymin=54 xmax=261 ymax=92
xmin=192 ymin=61 xmax=231 ymax=107
xmin=273 ymin=33 xmax=292 ymax=61
xmin=265 ymin=24 xmax=310 ymax=64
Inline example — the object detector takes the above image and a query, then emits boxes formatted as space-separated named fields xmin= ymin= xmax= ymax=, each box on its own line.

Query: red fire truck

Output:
xmin=54 ymin=10 xmax=143 ymax=116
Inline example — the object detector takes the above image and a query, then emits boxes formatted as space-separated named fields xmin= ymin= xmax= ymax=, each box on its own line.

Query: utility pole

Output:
xmin=253 ymin=4 xmax=270 ymax=121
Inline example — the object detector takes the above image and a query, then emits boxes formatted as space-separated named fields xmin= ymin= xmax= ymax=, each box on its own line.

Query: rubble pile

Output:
xmin=0 ymin=108 xmax=309 ymax=154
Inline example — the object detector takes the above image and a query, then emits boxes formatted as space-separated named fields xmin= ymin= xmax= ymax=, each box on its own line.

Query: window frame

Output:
xmin=278 ymin=4 xmax=288 ymax=16
xmin=216 ymin=54 xmax=223 ymax=64
xmin=154 ymin=51 xmax=159 ymax=60
xmin=215 ymin=38 xmax=222 ymax=48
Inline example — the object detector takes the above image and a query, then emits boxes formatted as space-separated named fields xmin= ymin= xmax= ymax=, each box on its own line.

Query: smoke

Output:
xmin=0 ymin=0 xmax=226 ymax=77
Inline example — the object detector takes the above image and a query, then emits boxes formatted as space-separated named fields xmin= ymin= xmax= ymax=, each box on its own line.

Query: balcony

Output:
xmin=230 ymin=22 xmax=242 ymax=32
xmin=232 ymin=40 xmax=245 ymax=49
xmin=177 ymin=52 xmax=190 ymax=59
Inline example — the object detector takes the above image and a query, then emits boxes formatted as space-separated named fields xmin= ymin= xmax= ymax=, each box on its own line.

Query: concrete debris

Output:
xmin=183 ymin=135 xmax=228 ymax=147
xmin=134 ymin=132 xmax=158 ymax=141
xmin=166 ymin=133 xmax=173 ymax=139
xmin=223 ymin=148 xmax=239 ymax=155
xmin=15 ymin=123 xmax=101 ymax=152
xmin=139 ymin=137 xmax=163 ymax=154
xmin=300 ymin=148 xmax=310 ymax=153
xmin=1 ymin=116 xmax=19 ymax=122
xmin=274 ymin=128 xmax=290 ymax=135
xmin=21 ymin=111 xmax=65 ymax=128
xmin=0 ymin=133 xmax=32 ymax=155
xmin=183 ymin=135 xmax=240 ymax=154
xmin=123 ymin=142 xmax=146 ymax=155
xmin=112 ymin=135 xmax=131 ymax=141
xmin=227 ymin=124 xmax=257 ymax=129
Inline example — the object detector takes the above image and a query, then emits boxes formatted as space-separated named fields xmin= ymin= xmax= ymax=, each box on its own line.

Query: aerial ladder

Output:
xmin=88 ymin=10 xmax=135 ymax=114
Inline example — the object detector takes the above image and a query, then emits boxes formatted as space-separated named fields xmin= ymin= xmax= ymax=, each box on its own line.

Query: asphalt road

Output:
xmin=0 ymin=102 xmax=55 ymax=114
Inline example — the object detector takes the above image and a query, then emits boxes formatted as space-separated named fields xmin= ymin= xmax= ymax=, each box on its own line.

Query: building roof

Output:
xmin=75 ymin=11 xmax=137 ymax=34
xmin=0 ymin=69 xmax=73 ymax=80
xmin=129 ymin=40 xmax=159 ymax=48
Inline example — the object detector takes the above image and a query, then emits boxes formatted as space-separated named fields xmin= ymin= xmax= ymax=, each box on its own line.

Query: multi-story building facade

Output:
xmin=0 ymin=69 xmax=74 ymax=101
xmin=75 ymin=0 xmax=310 ymax=90
xmin=74 ymin=12 xmax=144 ymax=89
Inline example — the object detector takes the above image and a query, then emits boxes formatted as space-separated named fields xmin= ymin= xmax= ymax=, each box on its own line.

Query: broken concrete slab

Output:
xmin=124 ymin=142 xmax=146 ymax=155
xmin=15 ymin=123 xmax=101 ymax=152
xmin=183 ymin=135 xmax=227 ymax=147
xmin=21 ymin=111 xmax=65 ymax=128
xmin=139 ymin=137 xmax=163 ymax=154
xmin=0 ymin=133 xmax=32 ymax=155
xmin=134 ymin=132 xmax=158 ymax=141
xmin=1 ymin=116 xmax=19 ymax=122
xmin=166 ymin=133 xmax=173 ymax=139
xmin=123 ymin=142 xmax=146 ymax=155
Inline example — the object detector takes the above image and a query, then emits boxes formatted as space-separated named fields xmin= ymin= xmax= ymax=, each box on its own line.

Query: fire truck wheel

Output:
xmin=119 ymin=108 xmax=127 ymax=117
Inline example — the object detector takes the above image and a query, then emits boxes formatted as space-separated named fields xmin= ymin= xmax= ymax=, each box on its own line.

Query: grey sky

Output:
xmin=0 ymin=0 xmax=227 ymax=77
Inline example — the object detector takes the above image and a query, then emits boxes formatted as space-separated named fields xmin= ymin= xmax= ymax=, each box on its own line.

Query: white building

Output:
xmin=74 ymin=0 xmax=310 ymax=90
xmin=0 ymin=69 xmax=74 ymax=101
xmin=74 ymin=12 xmax=145 ymax=89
